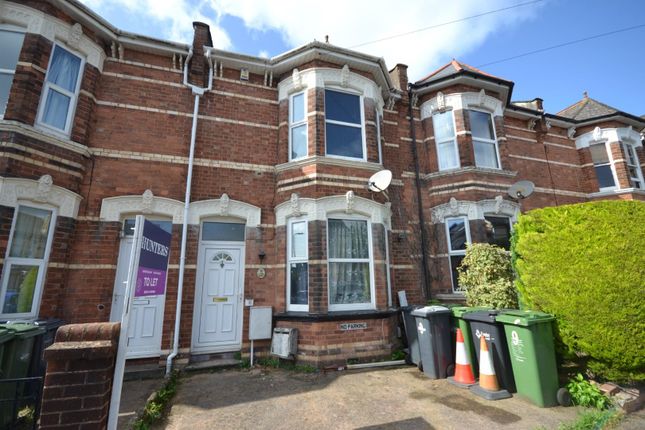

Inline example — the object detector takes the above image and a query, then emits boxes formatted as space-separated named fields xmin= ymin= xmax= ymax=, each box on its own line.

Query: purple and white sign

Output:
xmin=135 ymin=220 xmax=172 ymax=297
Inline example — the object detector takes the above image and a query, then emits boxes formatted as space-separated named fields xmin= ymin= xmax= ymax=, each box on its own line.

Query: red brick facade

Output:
xmin=1 ymin=1 xmax=643 ymax=367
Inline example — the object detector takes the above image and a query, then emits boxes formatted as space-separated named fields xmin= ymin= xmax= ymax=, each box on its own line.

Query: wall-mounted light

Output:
xmin=258 ymin=250 xmax=266 ymax=264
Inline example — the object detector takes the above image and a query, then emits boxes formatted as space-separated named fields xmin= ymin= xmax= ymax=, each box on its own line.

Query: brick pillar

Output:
xmin=39 ymin=322 xmax=120 ymax=430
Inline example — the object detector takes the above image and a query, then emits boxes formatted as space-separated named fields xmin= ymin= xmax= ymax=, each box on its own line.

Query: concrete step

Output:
xmin=184 ymin=358 xmax=241 ymax=371
xmin=124 ymin=363 xmax=165 ymax=381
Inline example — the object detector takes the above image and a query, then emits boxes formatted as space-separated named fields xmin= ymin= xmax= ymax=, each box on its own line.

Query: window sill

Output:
xmin=589 ymin=188 xmax=645 ymax=198
xmin=274 ymin=309 xmax=397 ymax=322
xmin=0 ymin=120 xmax=89 ymax=156
xmin=424 ymin=166 xmax=517 ymax=180
xmin=276 ymin=155 xmax=382 ymax=173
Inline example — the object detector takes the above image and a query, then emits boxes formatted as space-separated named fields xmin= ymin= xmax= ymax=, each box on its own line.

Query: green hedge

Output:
xmin=512 ymin=200 xmax=645 ymax=382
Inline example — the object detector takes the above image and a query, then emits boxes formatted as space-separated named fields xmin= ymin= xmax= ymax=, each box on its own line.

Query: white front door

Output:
xmin=192 ymin=246 xmax=244 ymax=352
xmin=110 ymin=235 xmax=166 ymax=359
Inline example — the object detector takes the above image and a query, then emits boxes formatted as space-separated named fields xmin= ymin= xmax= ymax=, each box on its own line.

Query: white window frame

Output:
xmin=0 ymin=203 xmax=57 ymax=319
xmin=289 ymin=91 xmax=308 ymax=161
xmin=36 ymin=42 xmax=85 ymax=136
xmin=287 ymin=218 xmax=309 ymax=312
xmin=590 ymin=142 xmax=618 ymax=192
xmin=432 ymin=109 xmax=460 ymax=170
xmin=0 ymin=26 xmax=26 ymax=119
xmin=445 ymin=216 xmax=471 ymax=293
xmin=467 ymin=108 xmax=501 ymax=169
xmin=622 ymin=143 xmax=644 ymax=189
xmin=324 ymin=88 xmax=367 ymax=162
xmin=326 ymin=216 xmax=375 ymax=311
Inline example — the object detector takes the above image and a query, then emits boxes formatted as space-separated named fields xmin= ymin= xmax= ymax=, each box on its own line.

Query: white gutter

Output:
xmin=166 ymin=46 xmax=214 ymax=377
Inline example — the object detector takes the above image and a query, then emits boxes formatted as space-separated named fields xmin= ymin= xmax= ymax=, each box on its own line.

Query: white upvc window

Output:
xmin=0 ymin=204 xmax=57 ymax=319
xmin=289 ymin=91 xmax=307 ymax=160
xmin=287 ymin=219 xmax=308 ymax=311
xmin=37 ymin=43 xmax=84 ymax=135
xmin=432 ymin=110 xmax=459 ymax=170
xmin=445 ymin=216 xmax=471 ymax=293
xmin=325 ymin=88 xmax=366 ymax=161
xmin=0 ymin=28 xmax=26 ymax=118
xmin=467 ymin=109 xmax=500 ymax=169
xmin=327 ymin=218 xmax=375 ymax=311
xmin=622 ymin=143 xmax=644 ymax=190
xmin=589 ymin=142 xmax=617 ymax=191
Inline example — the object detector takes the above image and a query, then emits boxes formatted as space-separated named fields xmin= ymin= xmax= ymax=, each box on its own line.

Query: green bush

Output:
xmin=512 ymin=200 xmax=645 ymax=383
xmin=457 ymin=243 xmax=518 ymax=309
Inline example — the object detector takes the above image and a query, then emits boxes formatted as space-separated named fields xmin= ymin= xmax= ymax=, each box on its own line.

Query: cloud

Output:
xmin=258 ymin=50 xmax=269 ymax=59
xmin=79 ymin=0 xmax=543 ymax=81
xmin=208 ymin=0 xmax=543 ymax=80
xmin=78 ymin=0 xmax=231 ymax=49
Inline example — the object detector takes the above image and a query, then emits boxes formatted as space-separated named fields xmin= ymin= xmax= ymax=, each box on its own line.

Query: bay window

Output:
xmin=622 ymin=143 xmax=643 ymax=189
xmin=37 ymin=44 xmax=84 ymax=134
xmin=325 ymin=89 xmax=365 ymax=160
xmin=484 ymin=216 xmax=511 ymax=250
xmin=327 ymin=218 xmax=373 ymax=310
xmin=467 ymin=109 xmax=500 ymax=169
xmin=0 ymin=205 xmax=56 ymax=318
xmin=287 ymin=219 xmax=309 ymax=311
xmin=290 ymin=92 xmax=307 ymax=160
xmin=445 ymin=217 xmax=470 ymax=292
xmin=0 ymin=28 xmax=25 ymax=118
xmin=589 ymin=143 xmax=616 ymax=190
xmin=432 ymin=110 xmax=459 ymax=170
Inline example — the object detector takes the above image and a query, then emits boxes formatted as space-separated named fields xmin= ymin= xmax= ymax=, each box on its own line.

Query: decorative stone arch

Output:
xmin=0 ymin=175 xmax=82 ymax=218
xmin=0 ymin=1 xmax=106 ymax=70
xmin=188 ymin=194 xmax=261 ymax=227
xmin=431 ymin=196 xmax=519 ymax=224
xmin=275 ymin=191 xmax=391 ymax=229
xmin=278 ymin=67 xmax=385 ymax=111
xmin=420 ymin=90 xmax=504 ymax=120
xmin=99 ymin=190 xmax=183 ymax=223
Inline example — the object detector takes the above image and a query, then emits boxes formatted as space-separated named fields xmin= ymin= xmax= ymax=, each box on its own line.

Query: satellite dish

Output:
xmin=368 ymin=169 xmax=392 ymax=192
xmin=508 ymin=180 xmax=535 ymax=200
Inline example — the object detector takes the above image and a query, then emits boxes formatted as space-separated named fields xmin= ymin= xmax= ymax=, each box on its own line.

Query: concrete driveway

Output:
xmin=158 ymin=365 xmax=582 ymax=430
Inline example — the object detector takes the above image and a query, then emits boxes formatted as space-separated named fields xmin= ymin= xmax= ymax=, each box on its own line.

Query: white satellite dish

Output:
xmin=508 ymin=180 xmax=535 ymax=200
xmin=368 ymin=169 xmax=392 ymax=193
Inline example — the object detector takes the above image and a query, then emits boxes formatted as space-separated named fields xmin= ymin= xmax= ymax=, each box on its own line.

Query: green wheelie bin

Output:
xmin=450 ymin=306 xmax=489 ymax=376
xmin=496 ymin=310 xmax=559 ymax=407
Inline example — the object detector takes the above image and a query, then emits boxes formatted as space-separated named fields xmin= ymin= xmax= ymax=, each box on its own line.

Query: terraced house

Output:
xmin=1 ymin=0 xmax=643 ymax=367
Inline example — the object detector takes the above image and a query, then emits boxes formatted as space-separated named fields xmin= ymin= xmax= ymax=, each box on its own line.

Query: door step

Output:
xmin=124 ymin=363 xmax=165 ymax=381
xmin=184 ymin=352 xmax=241 ymax=371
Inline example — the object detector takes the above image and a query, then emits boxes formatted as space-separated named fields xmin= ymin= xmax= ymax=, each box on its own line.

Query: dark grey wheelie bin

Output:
xmin=29 ymin=318 xmax=65 ymax=377
xmin=411 ymin=306 xmax=453 ymax=379
xmin=463 ymin=310 xmax=516 ymax=392
xmin=401 ymin=305 xmax=422 ymax=366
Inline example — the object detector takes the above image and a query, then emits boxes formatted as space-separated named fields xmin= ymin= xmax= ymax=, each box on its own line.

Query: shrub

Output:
xmin=512 ymin=200 xmax=645 ymax=382
xmin=457 ymin=243 xmax=518 ymax=309
xmin=566 ymin=373 xmax=611 ymax=410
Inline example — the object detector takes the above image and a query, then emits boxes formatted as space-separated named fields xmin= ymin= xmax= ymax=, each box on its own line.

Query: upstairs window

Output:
xmin=622 ymin=143 xmax=643 ymax=189
xmin=589 ymin=143 xmax=616 ymax=190
xmin=289 ymin=92 xmax=307 ymax=160
xmin=0 ymin=29 xmax=25 ymax=118
xmin=325 ymin=89 xmax=365 ymax=160
xmin=467 ymin=109 xmax=500 ymax=169
xmin=38 ymin=44 xmax=83 ymax=134
xmin=432 ymin=110 xmax=459 ymax=170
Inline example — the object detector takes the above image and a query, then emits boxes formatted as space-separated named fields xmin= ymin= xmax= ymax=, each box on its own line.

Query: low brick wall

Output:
xmin=39 ymin=322 xmax=120 ymax=430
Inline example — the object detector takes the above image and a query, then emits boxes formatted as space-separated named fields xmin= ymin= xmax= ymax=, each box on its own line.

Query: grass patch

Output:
xmin=556 ymin=408 xmax=623 ymax=430
xmin=255 ymin=356 xmax=317 ymax=373
xmin=132 ymin=371 xmax=180 ymax=430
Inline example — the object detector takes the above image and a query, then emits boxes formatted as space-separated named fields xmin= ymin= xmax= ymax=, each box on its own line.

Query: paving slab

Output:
xmin=118 ymin=377 xmax=165 ymax=429
xmin=159 ymin=366 xmax=583 ymax=430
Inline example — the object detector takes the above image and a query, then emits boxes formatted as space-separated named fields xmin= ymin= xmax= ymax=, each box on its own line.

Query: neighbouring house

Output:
xmin=1 ymin=0 xmax=643 ymax=367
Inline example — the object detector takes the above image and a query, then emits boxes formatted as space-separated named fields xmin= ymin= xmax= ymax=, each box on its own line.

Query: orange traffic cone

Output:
xmin=448 ymin=328 xmax=476 ymax=388
xmin=470 ymin=335 xmax=511 ymax=400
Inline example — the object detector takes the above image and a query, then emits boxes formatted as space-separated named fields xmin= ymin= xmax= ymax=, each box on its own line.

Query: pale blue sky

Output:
xmin=80 ymin=0 xmax=645 ymax=115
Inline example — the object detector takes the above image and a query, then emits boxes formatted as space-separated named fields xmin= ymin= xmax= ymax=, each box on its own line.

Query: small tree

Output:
xmin=457 ymin=243 xmax=518 ymax=309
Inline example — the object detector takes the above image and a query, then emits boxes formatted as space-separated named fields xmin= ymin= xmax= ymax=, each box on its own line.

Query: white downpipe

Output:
xmin=384 ymin=226 xmax=392 ymax=308
xmin=166 ymin=47 xmax=213 ymax=377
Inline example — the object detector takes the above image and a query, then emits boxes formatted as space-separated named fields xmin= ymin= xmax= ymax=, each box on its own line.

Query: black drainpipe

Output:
xmin=407 ymin=86 xmax=431 ymax=301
